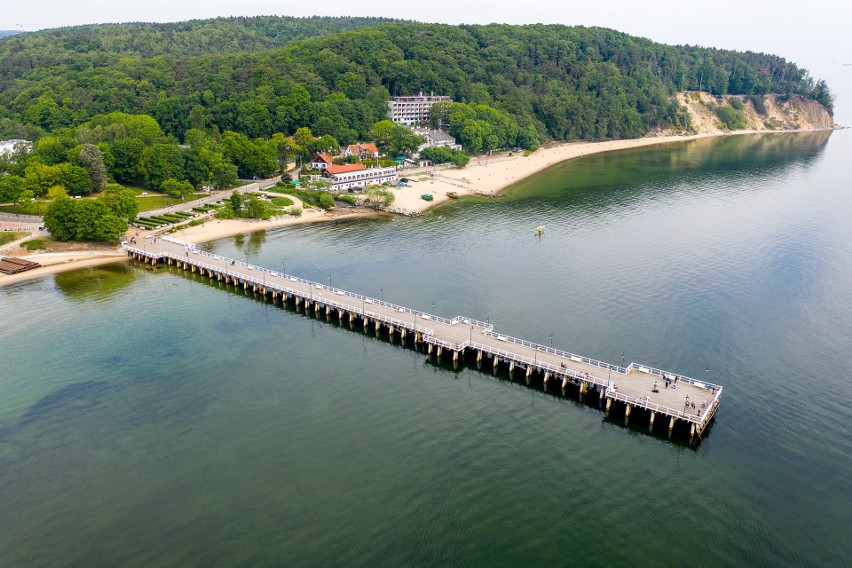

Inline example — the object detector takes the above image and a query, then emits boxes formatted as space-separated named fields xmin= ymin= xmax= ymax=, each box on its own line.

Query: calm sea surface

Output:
xmin=1 ymin=130 xmax=850 ymax=566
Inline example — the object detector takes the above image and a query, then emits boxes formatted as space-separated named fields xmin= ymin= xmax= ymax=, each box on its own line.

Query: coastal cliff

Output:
xmin=675 ymin=92 xmax=835 ymax=134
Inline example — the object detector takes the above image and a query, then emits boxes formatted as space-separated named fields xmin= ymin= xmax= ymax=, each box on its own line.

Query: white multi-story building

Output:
xmin=388 ymin=93 xmax=451 ymax=126
xmin=323 ymin=163 xmax=397 ymax=191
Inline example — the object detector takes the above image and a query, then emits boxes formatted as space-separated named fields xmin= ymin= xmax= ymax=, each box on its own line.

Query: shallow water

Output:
xmin=1 ymin=131 xmax=850 ymax=566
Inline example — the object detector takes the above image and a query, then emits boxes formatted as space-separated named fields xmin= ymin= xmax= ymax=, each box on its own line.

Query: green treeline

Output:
xmin=0 ymin=19 xmax=833 ymax=147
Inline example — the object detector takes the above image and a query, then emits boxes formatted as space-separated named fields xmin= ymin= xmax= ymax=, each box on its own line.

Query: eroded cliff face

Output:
xmin=674 ymin=92 xmax=834 ymax=134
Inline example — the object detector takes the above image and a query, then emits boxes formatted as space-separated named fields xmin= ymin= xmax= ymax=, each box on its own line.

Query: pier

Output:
xmin=123 ymin=237 xmax=722 ymax=438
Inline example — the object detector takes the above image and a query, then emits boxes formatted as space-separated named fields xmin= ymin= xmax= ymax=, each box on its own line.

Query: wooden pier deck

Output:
xmin=123 ymin=237 xmax=722 ymax=437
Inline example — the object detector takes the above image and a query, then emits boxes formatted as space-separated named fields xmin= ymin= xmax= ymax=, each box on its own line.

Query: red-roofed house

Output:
xmin=308 ymin=153 xmax=335 ymax=171
xmin=323 ymin=162 xmax=397 ymax=191
xmin=342 ymin=143 xmax=380 ymax=160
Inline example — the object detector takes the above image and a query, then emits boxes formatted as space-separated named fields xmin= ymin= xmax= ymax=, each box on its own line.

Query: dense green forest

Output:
xmin=0 ymin=18 xmax=836 ymax=231
xmin=0 ymin=18 xmax=833 ymax=146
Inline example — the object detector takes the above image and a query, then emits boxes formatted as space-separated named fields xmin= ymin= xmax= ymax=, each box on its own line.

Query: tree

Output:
xmin=99 ymin=183 xmax=138 ymax=221
xmin=74 ymin=199 xmax=126 ymax=241
xmin=37 ymin=135 xmax=75 ymax=165
xmin=47 ymin=185 xmax=68 ymax=200
xmin=450 ymin=152 xmax=470 ymax=168
xmin=0 ymin=174 xmax=25 ymax=203
xmin=317 ymin=192 xmax=335 ymax=209
xmin=517 ymin=124 xmax=540 ymax=151
xmin=105 ymin=137 xmax=144 ymax=183
xmin=43 ymin=195 xmax=78 ymax=240
xmin=209 ymin=154 xmax=238 ymax=189
xmin=429 ymin=101 xmax=453 ymax=129
xmin=243 ymin=194 xmax=272 ymax=219
xmin=370 ymin=120 xmax=424 ymax=156
xmin=184 ymin=147 xmax=213 ymax=187
xmin=142 ymin=144 xmax=185 ymax=189
xmin=24 ymin=163 xmax=62 ymax=197
xmin=221 ymin=131 xmax=276 ymax=178
xmin=78 ymin=144 xmax=108 ymax=192
xmin=188 ymin=105 xmax=210 ymax=131
xmin=293 ymin=127 xmax=315 ymax=158
xmin=313 ymin=134 xmax=339 ymax=154
xmin=229 ymin=190 xmax=243 ymax=213
xmin=364 ymin=187 xmax=395 ymax=207
xmin=58 ymin=164 xmax=92 ymax=196
xmin=161 ymin=178 xmax=195 ymax=201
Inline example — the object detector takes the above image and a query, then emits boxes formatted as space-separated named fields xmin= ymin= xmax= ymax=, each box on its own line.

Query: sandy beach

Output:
xmin=1 ymin=127 xmax=833 ymax=287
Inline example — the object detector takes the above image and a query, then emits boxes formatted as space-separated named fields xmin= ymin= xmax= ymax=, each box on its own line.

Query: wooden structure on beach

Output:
xmin=0 ymin=256 xmax=40 ymax=275
xmin=123 ymin=237 xmax=722 ymax=438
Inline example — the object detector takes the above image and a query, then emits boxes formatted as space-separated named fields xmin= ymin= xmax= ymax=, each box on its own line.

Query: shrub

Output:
xmin=317 ymin=192 xmax=335 ymax=209
xmin=188 ymin=219 xmax=204 ymax=227
xmin=288 ymin=207 xmax=303 ymax=217
xmin=715 ymin=106 xmax=748 ymax=130
xmin=270 ymin=196 xmax=294 ymax=207
xmin=729 ymin=97 xmax=744 ymax=111
xmin=20 ymin=239 xmax=46 ymax=250
xmin=748 ymin=95 xmax=768 ymax=116
xmin=364 ymin=188 xmax=395 ymax=207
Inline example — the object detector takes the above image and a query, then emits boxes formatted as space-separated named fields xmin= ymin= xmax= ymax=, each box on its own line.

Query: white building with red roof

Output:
xmin=342 ymin=143 xmax=380 ymax=160
xmin=323 ymin=163 xmax=397 ymax=191
xmin=308 ymin=152 xmax=335 ymax=171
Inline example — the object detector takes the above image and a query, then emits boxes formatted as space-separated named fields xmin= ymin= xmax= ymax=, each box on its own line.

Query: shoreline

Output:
xmin=1 ymin=127 xmax=836 ymax=287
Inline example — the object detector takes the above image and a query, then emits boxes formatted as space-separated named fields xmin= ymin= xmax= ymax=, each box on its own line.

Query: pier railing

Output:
xmin=482 ymin=331 xmax=628 ymax=374
xmin=136 ymin=240 xmax=438 ymax=337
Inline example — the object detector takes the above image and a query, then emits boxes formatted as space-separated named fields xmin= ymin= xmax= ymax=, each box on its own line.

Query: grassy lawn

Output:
xmin=0 ymin=231 xmax=29 ymax=246
xmin=19 ymin=238 xmax=46 ymax=251
xmin=0 ymin=203 xmax=48 ymax=215
xmin=136 ymin=195 xmax=175 ymax=212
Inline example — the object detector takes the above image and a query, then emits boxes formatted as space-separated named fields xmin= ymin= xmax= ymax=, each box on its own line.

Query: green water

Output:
xmin=1 ymin=131 xmax=850 ymax=566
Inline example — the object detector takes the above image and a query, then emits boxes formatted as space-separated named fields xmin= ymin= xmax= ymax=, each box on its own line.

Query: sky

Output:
xmin=3 ymin=1 xmax=851 ymax=119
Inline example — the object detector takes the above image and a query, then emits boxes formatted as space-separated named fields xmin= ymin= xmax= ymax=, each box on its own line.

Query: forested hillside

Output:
xmin=0 ymin=20 xmax=833 ymax=146
xmin=0 ymin=16 xmax=397 ymax=59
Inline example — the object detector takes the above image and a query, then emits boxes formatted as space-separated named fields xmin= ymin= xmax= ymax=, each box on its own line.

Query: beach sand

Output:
xmin=1 ymin=128 xmax=832 ymax=287
xmin=0 ymin=251 xmax=129 ymax=287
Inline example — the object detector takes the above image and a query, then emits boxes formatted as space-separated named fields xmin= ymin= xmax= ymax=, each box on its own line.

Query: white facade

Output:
xmin=307 ymin=153 xmax=334 ymax=171
xmin=413 ymin=128 xmax=462 ymax=153
xmin=326 ymin=166 xmax=397 ymax=191
xmin=0 ymin=139 xmax=32 ymax=158
xmin=388 ymin=93 xmax=451 ymax=126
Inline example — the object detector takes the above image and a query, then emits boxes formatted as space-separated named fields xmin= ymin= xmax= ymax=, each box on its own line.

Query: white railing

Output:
xmin=483 ymin=330 xmax=627 ymax=374
xmin=467 ymin=341 xmax=608 ymax=388
xmin=623 ymin=362 xmax=721 ymax=391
